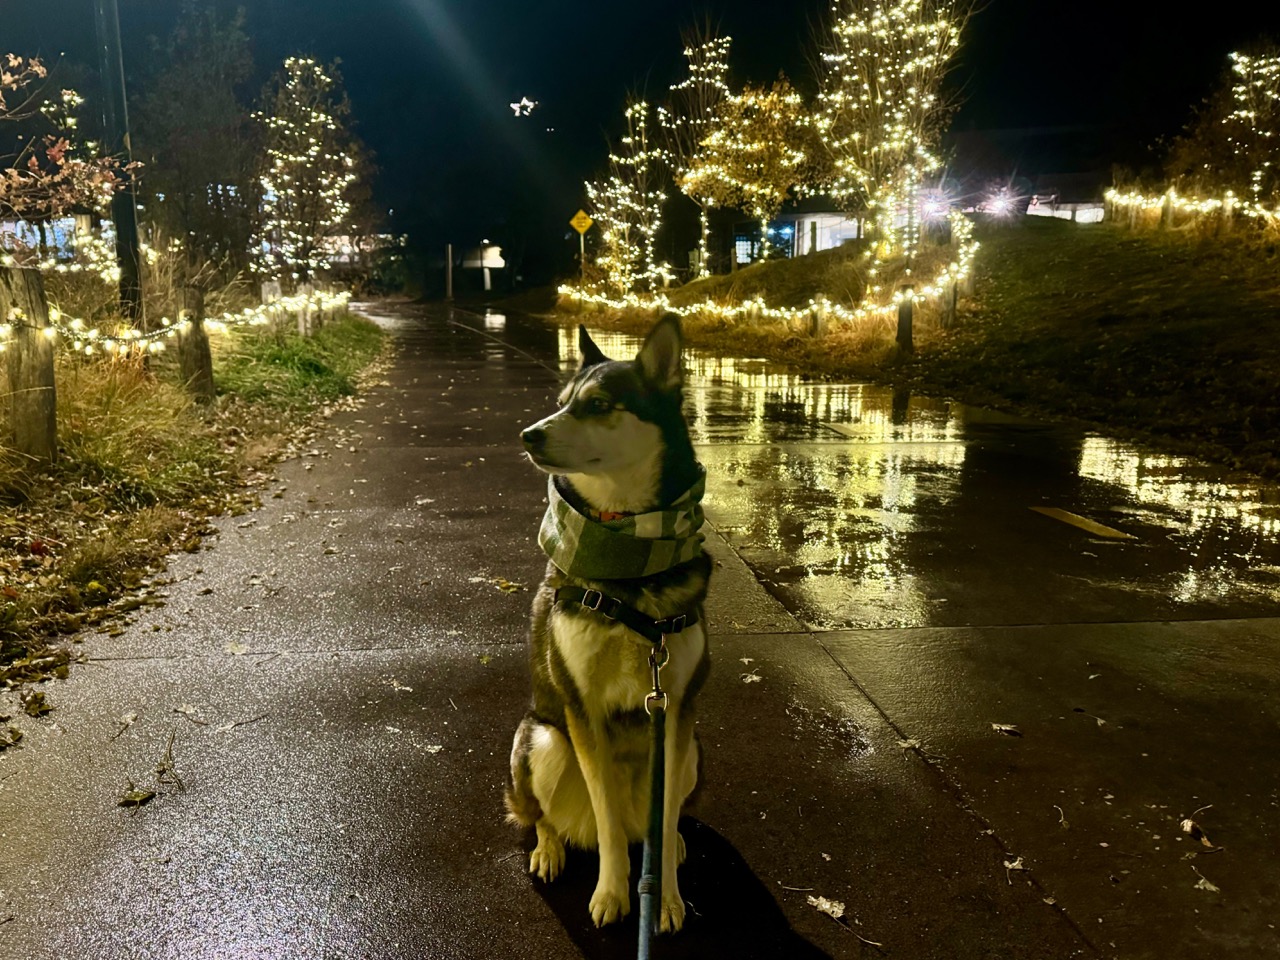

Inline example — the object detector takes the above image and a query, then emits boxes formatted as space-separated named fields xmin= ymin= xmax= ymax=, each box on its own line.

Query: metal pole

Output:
xmin=579 ymin=230 xmax=585 ymax=282
xmin=445 ymin=243 xmax=453 ymax=301
xmin=93 ymin=0 xmax=143 ymax=324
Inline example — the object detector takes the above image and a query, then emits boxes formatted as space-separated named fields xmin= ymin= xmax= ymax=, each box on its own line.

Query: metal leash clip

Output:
xmin=645 ymin=641 xmax=669 ymax=714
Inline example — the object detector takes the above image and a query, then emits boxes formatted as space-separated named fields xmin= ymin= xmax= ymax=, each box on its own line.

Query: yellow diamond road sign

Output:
xmin=570 ymin=210 xmax=593 ymax=234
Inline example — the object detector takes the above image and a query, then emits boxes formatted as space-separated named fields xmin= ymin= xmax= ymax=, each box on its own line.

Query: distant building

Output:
xmin=732 ymin=198 xmax=868 ymax=264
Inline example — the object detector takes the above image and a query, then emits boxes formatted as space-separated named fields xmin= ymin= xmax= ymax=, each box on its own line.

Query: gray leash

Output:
xmin=637 ymin=635 xmax=669 ymax=959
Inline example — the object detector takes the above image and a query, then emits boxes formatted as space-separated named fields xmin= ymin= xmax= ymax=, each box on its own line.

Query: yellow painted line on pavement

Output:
xmin=1030 ymin=507 xmax=1137 ymax=540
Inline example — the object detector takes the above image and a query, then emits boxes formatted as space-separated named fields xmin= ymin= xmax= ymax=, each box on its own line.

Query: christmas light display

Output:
xmin=585 ymin=101 xmax=671 ymax=295
xmin=0 ymin=288 xmax=351 ymax=358
xmin=1107 ymin=48 xmax=1280 ymax=228
xmin=1227 ymin=49 xmax=1279 ymax=203
xmin=813 ymin=0 xmax=967 ymax=271
xmin=681 ymin=77 xmax=808 ymax=261
xmin=660 ymin=32 xmax=732 ymax=277
xmin=560 ymin=209 xmax=976 ymax=327
xmin=251 ymin=57 xmax=359 ymax=283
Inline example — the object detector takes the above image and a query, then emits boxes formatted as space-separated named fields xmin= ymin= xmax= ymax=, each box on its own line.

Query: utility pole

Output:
xmin=93 ymin=0 xmax=143 ymax=324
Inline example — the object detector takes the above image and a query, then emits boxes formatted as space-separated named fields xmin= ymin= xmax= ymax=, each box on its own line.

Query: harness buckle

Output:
xmin=657 ymin=614 xmax=687 ymax=635
xmin=579 ymin=589 xmax=619 ymax=619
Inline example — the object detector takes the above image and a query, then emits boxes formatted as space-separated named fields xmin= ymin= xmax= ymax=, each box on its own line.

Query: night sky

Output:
xmin=8 ymin=0 xmax=1280 ymax=274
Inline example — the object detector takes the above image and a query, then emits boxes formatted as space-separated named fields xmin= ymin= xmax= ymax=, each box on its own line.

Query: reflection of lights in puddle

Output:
xmin=484 ymin=311 xmax=507 ymax=332
xmin=1078 ymin=437 xmax=1280 ymax=537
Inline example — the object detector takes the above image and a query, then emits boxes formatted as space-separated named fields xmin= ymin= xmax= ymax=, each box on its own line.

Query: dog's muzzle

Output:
xmin=521 ymin=426 xmax=547 ymax=454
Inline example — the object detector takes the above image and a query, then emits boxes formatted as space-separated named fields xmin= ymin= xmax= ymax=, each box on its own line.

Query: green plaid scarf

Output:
xmin=539 ymin=469 xmax=706 ymax=580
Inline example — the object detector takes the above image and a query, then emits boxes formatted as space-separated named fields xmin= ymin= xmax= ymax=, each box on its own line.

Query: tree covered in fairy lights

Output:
xmin=252 ymin=57 xmax=359 ymax=284
xmin=682 ymin=76 xmax=808 ymax=261
xmin=813 ymin=0 xmax=969 ymax=269
xmin=660 ymin=28 xmax=733 ymax=277
xmin=585 ymin=100 xmax=670 ymax=295
xmin=1166 ymin=44 xmax=1280 ymax=208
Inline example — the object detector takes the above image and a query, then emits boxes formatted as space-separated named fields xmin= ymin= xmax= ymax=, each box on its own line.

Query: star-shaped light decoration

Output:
xmin=510 ymin=96 xmax=538 ymax=117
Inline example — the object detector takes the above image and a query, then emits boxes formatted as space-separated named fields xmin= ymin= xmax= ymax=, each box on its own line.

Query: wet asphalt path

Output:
xmin=0 ymin=301 xmax=1277 ymax=960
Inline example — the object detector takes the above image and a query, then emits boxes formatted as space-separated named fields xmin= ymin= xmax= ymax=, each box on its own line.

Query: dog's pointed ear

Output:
xmin=636 ymin=314 xmax=683 ymax=391
xmin=578 ymin=324 xmax=608 ymax=369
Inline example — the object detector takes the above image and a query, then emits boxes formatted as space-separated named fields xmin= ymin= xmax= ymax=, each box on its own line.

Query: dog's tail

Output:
xmin=504 ymin=714 xmax=544 ymax=828
xmin=503 ymin=785 xmax=542 ymax=828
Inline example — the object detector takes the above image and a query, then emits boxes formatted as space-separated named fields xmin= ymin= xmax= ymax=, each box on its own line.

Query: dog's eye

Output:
xmin=585 ymin=396 xmax=613 ymax=415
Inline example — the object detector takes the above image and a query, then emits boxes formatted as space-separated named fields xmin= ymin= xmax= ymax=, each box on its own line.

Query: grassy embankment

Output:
xmin=554 ymin=216 xmax=1280 ymax=478
xmin=0 ymin=313 xmax=386 ymax=689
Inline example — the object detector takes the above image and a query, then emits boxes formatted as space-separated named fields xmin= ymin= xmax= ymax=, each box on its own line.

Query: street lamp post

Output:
xmin=93 ymin=0 xmax=143 ymax=324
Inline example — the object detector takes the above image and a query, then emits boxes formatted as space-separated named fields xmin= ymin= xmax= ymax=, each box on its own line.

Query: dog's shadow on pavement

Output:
xmin=532 ymin=817 xmax=832 ymax=960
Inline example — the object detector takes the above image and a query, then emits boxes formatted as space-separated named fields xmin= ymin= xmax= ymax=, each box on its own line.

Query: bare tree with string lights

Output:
xmin=585 ymin=100 xmax=670 ymax=296
xmin=812 ymin=0 xmax=971 ymax=273
xmin=659 ymin=26 xmax=732 ymax=278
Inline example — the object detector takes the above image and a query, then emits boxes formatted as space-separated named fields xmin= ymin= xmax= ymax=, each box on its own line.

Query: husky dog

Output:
xmin=505 ymin=315 xmax=711 ymax=932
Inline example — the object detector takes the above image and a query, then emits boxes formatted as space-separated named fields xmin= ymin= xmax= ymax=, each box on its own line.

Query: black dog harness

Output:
xmin=553 ymin=586 xmax=699 ymax=646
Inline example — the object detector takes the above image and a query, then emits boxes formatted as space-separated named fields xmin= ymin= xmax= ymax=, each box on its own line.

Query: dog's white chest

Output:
xmin=551 ymin=609 xmax=704 ymax=715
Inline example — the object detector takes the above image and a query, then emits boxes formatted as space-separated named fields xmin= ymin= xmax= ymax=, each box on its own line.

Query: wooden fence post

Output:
xmin=808 ymin=295 xmax=828 ymax=337
xmin=1 ymin=267 xmax=57 ymax=465
xmin=298 ymin=281 xmax=315 ymax=336
xmin=940 ymin=278 xmax=958 ymax=329
xmin=178 ymin=286 xmax=215 ymax=405
xmin=896 ymin=284 xmax=915 ymax=355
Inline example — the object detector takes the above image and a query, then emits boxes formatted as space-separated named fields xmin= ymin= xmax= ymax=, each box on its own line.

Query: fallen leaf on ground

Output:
xmin=118 ymin=784 xmax=156 ymax=809
xmin=1192 ymin=866 xmax=1220 ymax=893
xmin=991 ymin=723 xmax=1022 ymax=737
xmin=493 ymin=578 xmax=524 ymax=593
xmin=19 ymin=690 xmax=51 ymax=717
xmin=740 ymin=671 xmax=762 ymax=684
xmin=0 ymin=727 xmax=22 ymax=751
xmin=111 ymin=711 xmax=139 ymax=740
xmin=1003 ymin=856 xmax=1026 ymax=883
xmin=425 ymin=744 xmax=443 ymax=754
xmin=173 ymin=704 xmax=207 ymax=726
xmin=214 ymin=714 xmax=268 ymax=733
xmin=224 ymin=641 xmax=249 ymax=656
xmin=1181 ymin=818 xmax=1217 ymax=848
xmin=806 ymin=895 xmax=845 ymax=920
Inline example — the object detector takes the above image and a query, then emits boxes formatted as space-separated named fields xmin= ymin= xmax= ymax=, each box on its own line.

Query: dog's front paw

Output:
xmin=659 ymin=889 xmax=686 ymax=933
xmin=529 ymin=838 xmax=564 ymax=883
xmin=588 ymin=883 xmax=631 ymax=927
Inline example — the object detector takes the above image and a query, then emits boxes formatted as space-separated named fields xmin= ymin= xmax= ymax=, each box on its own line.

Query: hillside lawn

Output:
xmin=547 ymin=216 xmax=1280 ymax=480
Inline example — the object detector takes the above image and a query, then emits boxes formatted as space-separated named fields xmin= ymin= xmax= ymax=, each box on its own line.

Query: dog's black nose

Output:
xmin=521 ymin=427 xmax=546 ymax=451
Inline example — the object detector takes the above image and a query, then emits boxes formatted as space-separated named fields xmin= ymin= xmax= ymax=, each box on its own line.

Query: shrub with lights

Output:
xmin=682 ymin=76 xmax=809 ymax=262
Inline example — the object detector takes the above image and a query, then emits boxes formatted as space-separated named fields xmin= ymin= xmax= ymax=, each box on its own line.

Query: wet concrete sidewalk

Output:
xmin=0 ymin=302 xmax=1276 ymax=960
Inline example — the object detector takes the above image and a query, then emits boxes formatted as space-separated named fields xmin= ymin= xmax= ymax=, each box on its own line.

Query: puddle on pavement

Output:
xmin=558 ymin=325 xmax=1280 ymax=629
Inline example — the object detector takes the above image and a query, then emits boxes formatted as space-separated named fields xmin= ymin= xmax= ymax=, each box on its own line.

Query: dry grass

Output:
xmin=0 ymin=312 xmax=386 ymax=682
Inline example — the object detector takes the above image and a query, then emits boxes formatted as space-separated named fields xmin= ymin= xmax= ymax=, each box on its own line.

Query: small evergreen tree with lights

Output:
xmin=252 ymin=57 xmax=360 ymax=285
